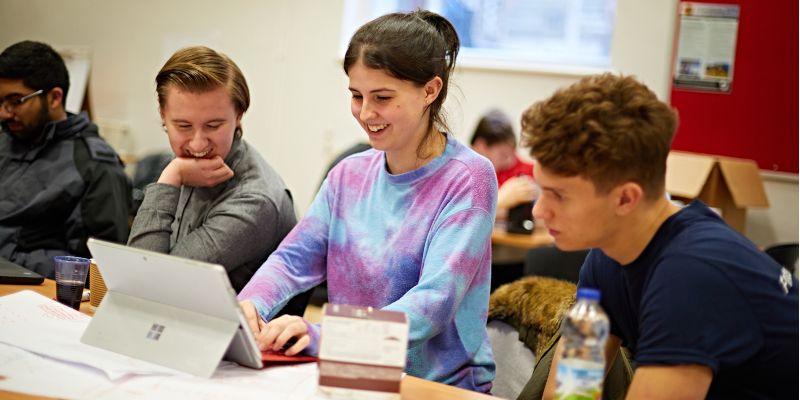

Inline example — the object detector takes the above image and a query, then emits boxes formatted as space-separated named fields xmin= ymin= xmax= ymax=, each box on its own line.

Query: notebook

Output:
xmin=0 ymin=257 xmax=45 ymax=285
xmin=82 ymin=238 xmax=314 ymax=378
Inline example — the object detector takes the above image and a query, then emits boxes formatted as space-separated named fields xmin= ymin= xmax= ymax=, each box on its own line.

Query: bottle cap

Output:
xmin=577 ymin=287 xmax=601 ymax=301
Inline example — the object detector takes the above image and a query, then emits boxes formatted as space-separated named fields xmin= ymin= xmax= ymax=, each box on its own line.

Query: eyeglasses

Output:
xmin=0 ymin=89 xmax=45 ymax=113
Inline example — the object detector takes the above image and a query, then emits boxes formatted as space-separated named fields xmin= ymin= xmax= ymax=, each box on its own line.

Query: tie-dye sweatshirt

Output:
xmin=238 ymin=134 xmax=497 ymax=392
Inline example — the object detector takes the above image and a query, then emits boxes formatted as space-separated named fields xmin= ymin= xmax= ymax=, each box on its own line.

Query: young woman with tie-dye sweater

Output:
xmin=238 ymin=10 xmax=497 ymax=393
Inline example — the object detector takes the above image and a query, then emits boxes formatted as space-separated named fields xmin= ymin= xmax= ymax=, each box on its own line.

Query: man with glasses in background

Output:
xmin=0 ymin=40 xmax=131 ymax=278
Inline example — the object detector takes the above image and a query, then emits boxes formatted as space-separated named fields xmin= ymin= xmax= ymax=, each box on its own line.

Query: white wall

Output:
xmin=1 ymin=0 xmax=795 ymax=245
xmin=747 ymin=173 xmax=799 ymax=248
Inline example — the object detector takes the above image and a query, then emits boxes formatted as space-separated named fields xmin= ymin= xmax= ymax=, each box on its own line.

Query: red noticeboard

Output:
xmin=669 ymin=0 xmax=798 ymax=173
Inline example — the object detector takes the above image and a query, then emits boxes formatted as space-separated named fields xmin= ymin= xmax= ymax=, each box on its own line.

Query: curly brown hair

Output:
xmin=521 ymin=73 xmax=677 ymax=200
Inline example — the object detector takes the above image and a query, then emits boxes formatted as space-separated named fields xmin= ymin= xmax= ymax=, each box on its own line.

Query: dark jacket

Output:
xmin=0 ymin=112 xmax=132 ymax=277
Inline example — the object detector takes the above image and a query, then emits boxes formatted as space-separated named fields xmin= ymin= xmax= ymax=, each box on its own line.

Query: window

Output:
xmin=341 ymin=0 xmax=617 ymax=73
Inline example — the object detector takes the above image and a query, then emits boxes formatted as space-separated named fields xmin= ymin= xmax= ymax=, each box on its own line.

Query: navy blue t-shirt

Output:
xmin=579 ymin=201 xmax=798 ymax=399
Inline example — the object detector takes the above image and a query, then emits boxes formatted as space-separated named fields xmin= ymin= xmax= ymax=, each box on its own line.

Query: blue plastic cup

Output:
xmin=53 ymin=256 xmax=91 ymax=310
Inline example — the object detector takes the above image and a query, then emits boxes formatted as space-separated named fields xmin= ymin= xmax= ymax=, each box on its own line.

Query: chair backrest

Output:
xmin=132 ymin=151 xmax=174 ymax=190
xmin=524 ymin=246 xmax=589 ymax=283
xmin=764 ymin=243 xmax=799 ymax=275
xmin=487 ymin=319 xmax=536 ymax=399
xmin=130 ymin=151 xmax=174 ymax=216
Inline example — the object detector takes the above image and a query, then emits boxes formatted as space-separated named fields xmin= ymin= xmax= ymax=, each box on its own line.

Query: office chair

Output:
xmin=131 ymin=151 xmax=174 ymax=216
xmin=764 ymin=243 xmax=798 ymax=275
xmin=523 ymin=246 xmax=589 ymax=283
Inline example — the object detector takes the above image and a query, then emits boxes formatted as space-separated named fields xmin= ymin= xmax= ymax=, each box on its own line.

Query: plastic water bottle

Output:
xmin=555 ymin=288 xmax=609 ymax=400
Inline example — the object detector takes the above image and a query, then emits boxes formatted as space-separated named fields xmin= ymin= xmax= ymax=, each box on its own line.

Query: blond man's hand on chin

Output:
xmin=157 ymin=156 xmax=234 ymax=187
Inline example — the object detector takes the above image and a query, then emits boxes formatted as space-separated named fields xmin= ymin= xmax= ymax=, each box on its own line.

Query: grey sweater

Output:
xmin=128 ymin=138 xmax=296 ymax=292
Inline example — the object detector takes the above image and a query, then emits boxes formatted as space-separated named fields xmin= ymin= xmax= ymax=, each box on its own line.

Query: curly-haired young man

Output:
xmin=525 ymin=73 xmax=798 ymax=400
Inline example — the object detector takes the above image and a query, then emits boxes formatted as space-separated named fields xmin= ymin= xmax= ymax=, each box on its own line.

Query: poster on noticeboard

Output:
xmin=673 ymin=2 xmax=740 ymax=93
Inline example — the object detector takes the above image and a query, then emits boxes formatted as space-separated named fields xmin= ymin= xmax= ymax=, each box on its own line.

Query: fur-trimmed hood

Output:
xmin=488 ymin=276 xmax=576 ymax=358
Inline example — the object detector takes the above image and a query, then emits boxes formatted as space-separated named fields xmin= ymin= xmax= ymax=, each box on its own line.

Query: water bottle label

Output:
xmin=555 ymin=358 xmax=604 ymax=400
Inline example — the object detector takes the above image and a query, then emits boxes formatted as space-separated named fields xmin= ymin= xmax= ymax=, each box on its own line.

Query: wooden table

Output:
xmin=0 ymin=281 xmax=496 ymax=400
xmin=0 ymin=279 xmax=94 ymax=315
xmin=491 ymin=225 xmax=554 ymax=249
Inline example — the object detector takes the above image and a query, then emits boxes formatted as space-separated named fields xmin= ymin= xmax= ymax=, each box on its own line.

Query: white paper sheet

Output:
xmin=0 ymin=290 xmax=327 ymax=399
xmin=96 ymin=362 xmax=322 ymax=400
xmin=0 ymin=342 xmax=115 ymax=398
xmin=0 ymin=341 xmax=323 ymax=399
xmin=0 ymin=290 xmax=178 ymax=379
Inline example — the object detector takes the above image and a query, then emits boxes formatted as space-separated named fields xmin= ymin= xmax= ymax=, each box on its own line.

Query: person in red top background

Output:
xmin=471 ymin=109 xmax=538 ymax=292
xmin=470 ymin=109 xmax=537 ymax=221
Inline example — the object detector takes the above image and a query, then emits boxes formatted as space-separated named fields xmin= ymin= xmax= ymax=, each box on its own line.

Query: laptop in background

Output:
xmin=82 ymin=238 xmax=312 ymax=378
xmin=0 ymin=257 xmax=45 ymax=285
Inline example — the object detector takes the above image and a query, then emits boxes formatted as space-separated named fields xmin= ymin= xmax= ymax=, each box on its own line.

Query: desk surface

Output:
xmin=0 ymin=279 xmax=94 ymax=315
xmin=0 ymin=281 xmax=495 ymax=400
xmin=491 ymin=225 xmax=554 ymax=249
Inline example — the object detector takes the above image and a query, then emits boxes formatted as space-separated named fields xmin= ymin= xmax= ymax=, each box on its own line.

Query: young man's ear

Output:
xmin=159 ymin=106 xmax=167 ymax=129
xmin=614 ymin=182 xmax=644 ymax=216
xmin=47 ymin=87 xmax=65 ymax=111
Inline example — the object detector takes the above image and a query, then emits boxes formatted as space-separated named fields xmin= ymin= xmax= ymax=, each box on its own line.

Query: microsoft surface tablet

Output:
xmin=83 ymin=238 xmax=263 ymax=377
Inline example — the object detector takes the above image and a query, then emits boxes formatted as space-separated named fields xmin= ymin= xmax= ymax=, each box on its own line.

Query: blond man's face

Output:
xmin=160 ymin=85 xmax=240 ymax=161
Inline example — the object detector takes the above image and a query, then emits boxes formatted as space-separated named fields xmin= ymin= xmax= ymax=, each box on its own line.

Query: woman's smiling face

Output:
xmin=348 ymin=59 xmax=433 ymax=161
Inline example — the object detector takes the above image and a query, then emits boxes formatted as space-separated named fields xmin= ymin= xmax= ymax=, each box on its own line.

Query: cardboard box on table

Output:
xmin=666 ymin=151 xmax=769 ymax=233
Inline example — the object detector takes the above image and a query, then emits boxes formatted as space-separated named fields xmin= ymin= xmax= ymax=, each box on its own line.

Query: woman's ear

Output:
xmin=424 ymin=76 xmax=443 ymax=105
